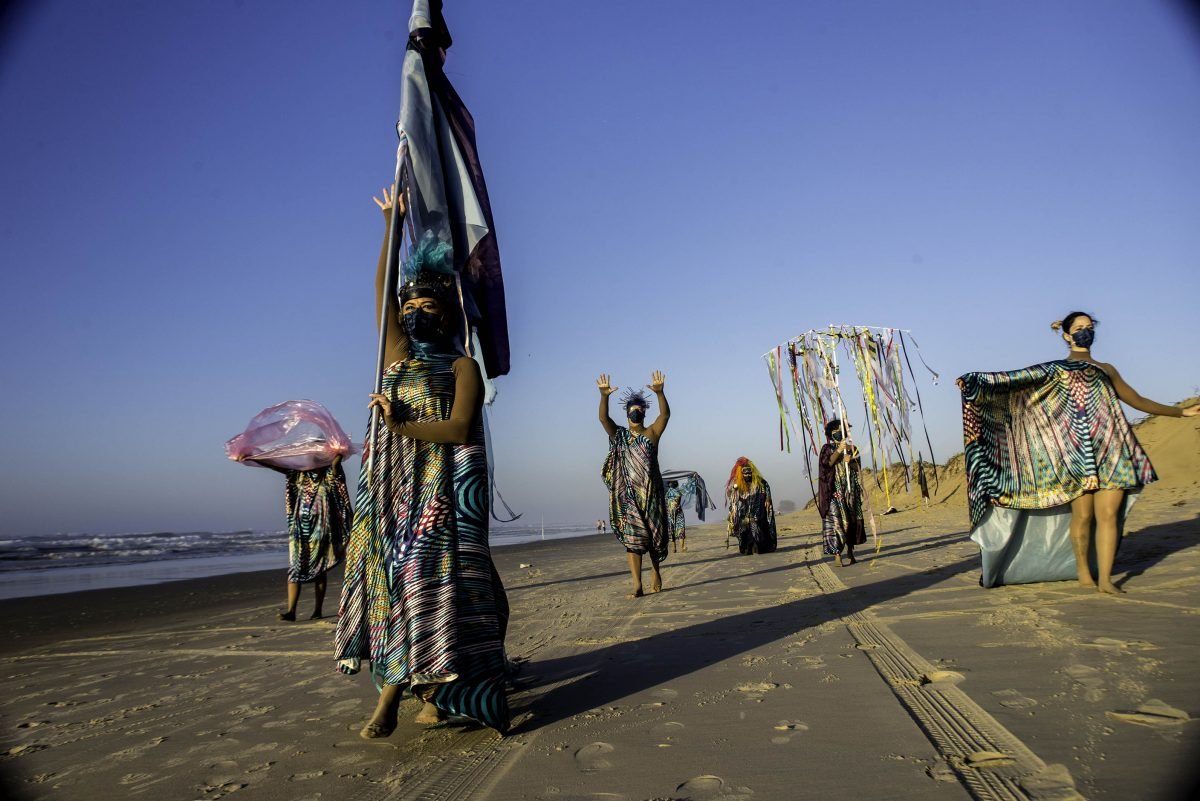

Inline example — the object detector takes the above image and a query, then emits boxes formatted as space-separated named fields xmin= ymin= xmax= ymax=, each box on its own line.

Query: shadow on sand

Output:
xmin=513 ymin=514 xmax=1200 ymax=734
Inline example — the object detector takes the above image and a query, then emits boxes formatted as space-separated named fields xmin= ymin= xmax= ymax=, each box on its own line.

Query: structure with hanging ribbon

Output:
xmin=763 ymin=325 xmax=940 ymax=513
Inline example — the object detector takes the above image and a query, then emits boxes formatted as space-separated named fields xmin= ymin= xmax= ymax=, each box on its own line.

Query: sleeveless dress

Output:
xmin=958 ymin=359 xmax=1157 ymax=587
xmin=334 ymin=352 xmax=510 ymax=732
xmin=602 ymin=428 xmax=669 ymax=562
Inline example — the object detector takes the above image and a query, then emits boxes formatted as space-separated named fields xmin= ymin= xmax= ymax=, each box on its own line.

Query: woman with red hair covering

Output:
xmin=725 ymin=457 xmax=777 ymax=555
xmin=819 ymin=419 xmax=866 ymax=566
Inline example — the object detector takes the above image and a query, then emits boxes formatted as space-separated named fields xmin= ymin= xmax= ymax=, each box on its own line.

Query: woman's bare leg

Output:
xmin=1093 ymin=488 xmax=1126 ymax=595
xmin=361 ymin=684 xmax=402 ymax=738
xmin=626 ymin=552 xmax=644 ymax=597
xmin=311 ymin=574 xmax=327 ymax=619
xmin=1069 ymin=494 xmax=1097 ymax=588
xmin=279 ymin=581 xmax=300 ymax=621
xmin=413 ymin=699 xmax=446 ymax=724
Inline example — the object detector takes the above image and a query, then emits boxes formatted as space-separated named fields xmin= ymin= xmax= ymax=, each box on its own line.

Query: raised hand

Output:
xmin=648 ymin=370 xmax=665 ymax=393
xmin=372 ymin=183 xmax=407 ymax=215
xmin=596 ymin=374 xmax=618 ymax=396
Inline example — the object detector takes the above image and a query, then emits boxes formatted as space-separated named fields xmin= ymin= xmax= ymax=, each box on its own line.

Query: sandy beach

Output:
xmin=3 ymin=412 xmax=1199 ymax=801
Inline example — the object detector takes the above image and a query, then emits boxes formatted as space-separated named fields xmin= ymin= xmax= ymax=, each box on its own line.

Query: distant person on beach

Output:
xmin=958 ymin=310 xmax=1200 ymax=593
xmin=235 ymin=455 xmax=351 ymax=621
xmin=335 ymin=186 xmax=510 ymax=737
xmin=916 ymin=455 xmax=930 ymax=509
xmin=281 ymin=457 xmax=350 ymax=620
xmin=819 ymin=419 xmax=866 ymax=566
xmin=596 ymin=519 xmax=605 ymax=533
xmin=665 ymin=480 xmax=687 ymax=553
xmin=598 ymin=372 xmax=670 ymax=597
xmin=725 ymin=457 xmax=777 ymax=555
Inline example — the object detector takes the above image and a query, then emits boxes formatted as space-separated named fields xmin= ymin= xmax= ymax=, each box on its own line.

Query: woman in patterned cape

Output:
xmin=598 ymin=373 xmax=670 ymax=597
xmin=335 ymin=187 xmax=510 ymax=736
xmin=958 ymin=311 xmax=1199 ymax=592
xmin=818 ymin=419 xmax=866 ymax=566
xmin=725 ymin=457 xmax=777 ymax=555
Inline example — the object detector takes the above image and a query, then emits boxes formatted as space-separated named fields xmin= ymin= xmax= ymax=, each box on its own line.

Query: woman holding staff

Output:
xmin=335 ymin=186 xmax=510 ymax=736
xmin=818 ymin=419 xmax=866 ymax=566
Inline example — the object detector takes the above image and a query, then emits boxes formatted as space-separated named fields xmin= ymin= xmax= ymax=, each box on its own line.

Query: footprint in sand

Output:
xmin=1106 ymin=699 xmax=1193 ymax=728
xmin=676 ymin=774 xmax=755 ymax=799
xmin=784 ymin=655 xmax=825 ymax=670
xmin=771 ymin=720 xmax=809 ymax=745
xmin=1063 ymin=664 xmax=1105 ymax=702
xmin=574 ymin=741 xmax=615 ymax=772
xmin=652 ymin=721 xmax=686 ymax=738
xmin=1082 ymin=637 xmax=1159 ymax=653
xmin=735 ymin=682 xmax=778 ymax=701
xmin=1019 ymin=763 xmax=1084 ymax=801
xmin=992 ymin=689 xmax=1038 ymax=709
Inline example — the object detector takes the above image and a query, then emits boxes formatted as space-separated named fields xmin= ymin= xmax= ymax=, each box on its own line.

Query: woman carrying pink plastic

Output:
xmin=226 ymin=400 xmax=356 ymax=620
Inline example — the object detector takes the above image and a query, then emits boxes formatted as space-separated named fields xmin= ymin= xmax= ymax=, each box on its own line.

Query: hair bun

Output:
xmin=1050 ymin=320 xmax=1063 ymax=331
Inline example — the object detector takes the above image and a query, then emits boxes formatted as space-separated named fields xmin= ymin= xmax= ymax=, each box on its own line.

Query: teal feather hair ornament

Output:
xmin=400 ymin=230 xmax=456 ymax=303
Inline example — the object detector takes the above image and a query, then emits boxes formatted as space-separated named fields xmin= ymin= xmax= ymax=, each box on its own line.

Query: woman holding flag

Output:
xmin=334 ymin=187 xmax=510 ymax=736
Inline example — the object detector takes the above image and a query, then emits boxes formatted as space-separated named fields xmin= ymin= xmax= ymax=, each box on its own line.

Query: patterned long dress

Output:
xmin=664 ymin=485 xmax=685 ymax=543
xmin=285 ymin=465 xmax=351 ymax=583
xmin=727 ymin=482 xmax=778 ymax=555
xmin=818 ymin=443 xmax=866 ymax=555
xmin=602 ymin=428 xmax=669 ymax=562
xmin=334 ymin=352 xmax=510 ymax=732
xmin=959 ymin=359 xmax=1156 ymax=587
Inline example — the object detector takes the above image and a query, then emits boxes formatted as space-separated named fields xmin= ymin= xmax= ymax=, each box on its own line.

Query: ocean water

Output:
xmin=0 ymin=522 xmax=598 ymax=601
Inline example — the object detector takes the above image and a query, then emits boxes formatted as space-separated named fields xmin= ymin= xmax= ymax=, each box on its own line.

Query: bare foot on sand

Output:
xmin=650 ymin=574 xmax=663 ymax=593
xmin=628 ymin=587 xmax=644 ymax=599
xmin=1098 ymin=581 xmax=1125 ymax=595
xmin=278 ymin=610 xmax=296 ymax=621
xmin=309 ymin=610 xmax=324 ymax=620
xmin=414 ymin=702 xmax=445 ymax=724
xmin=1077 ymin=569 xmax=1096 ymax=589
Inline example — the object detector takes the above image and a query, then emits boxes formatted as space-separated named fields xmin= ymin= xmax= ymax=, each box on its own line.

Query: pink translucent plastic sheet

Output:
xmin=225 ymin=400 xmax=359 ymax=471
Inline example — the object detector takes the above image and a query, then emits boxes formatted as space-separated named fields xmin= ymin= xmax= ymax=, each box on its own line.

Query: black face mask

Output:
xmin=402 ymin=309 xmax=444 ymax=343
xmin=830 ymin=431 xmax=843 ymax=442
xmin=627 ymin=408 xmax=646 ymax=424
xmin=1071 ymin=328 xmax=1095 ymax=349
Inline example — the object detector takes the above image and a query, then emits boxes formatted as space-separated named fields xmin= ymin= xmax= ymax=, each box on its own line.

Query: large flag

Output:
xmin=398 ymin=0 xmax=509 ymax=378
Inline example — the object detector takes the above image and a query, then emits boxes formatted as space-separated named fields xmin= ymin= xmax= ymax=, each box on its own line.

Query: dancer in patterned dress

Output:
xmin=282 ymin=457 xmax=350 ymax=620
xmin=818 ymin=419 xmax=866 ymax=566
xmin=598 ymin=372 xmax=670 ymax=597
xmin=235 ymin=453 xmax=351 ymax=621
xmin=725 ymin=457 xmax=777 ymax=555
xmin=665 ymin=481 xmax=687 ymax=553
xmin=958 ymin=311 xmax=1199 ymax=592
xmin=335 ymin=187 xmax=510 ymax=736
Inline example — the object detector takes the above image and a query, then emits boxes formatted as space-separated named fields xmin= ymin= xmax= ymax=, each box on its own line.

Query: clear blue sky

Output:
xmin=2 ymin=1 xmax=1198 ymax=537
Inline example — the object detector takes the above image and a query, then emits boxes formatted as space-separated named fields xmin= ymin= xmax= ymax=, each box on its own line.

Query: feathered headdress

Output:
xmin=620 ymin=388 xmax=651 ymax=415
xmin=399 ymin=230 xmax=456 ymax=303
xmin=726 ymin=456 xmax=763 ymax=498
